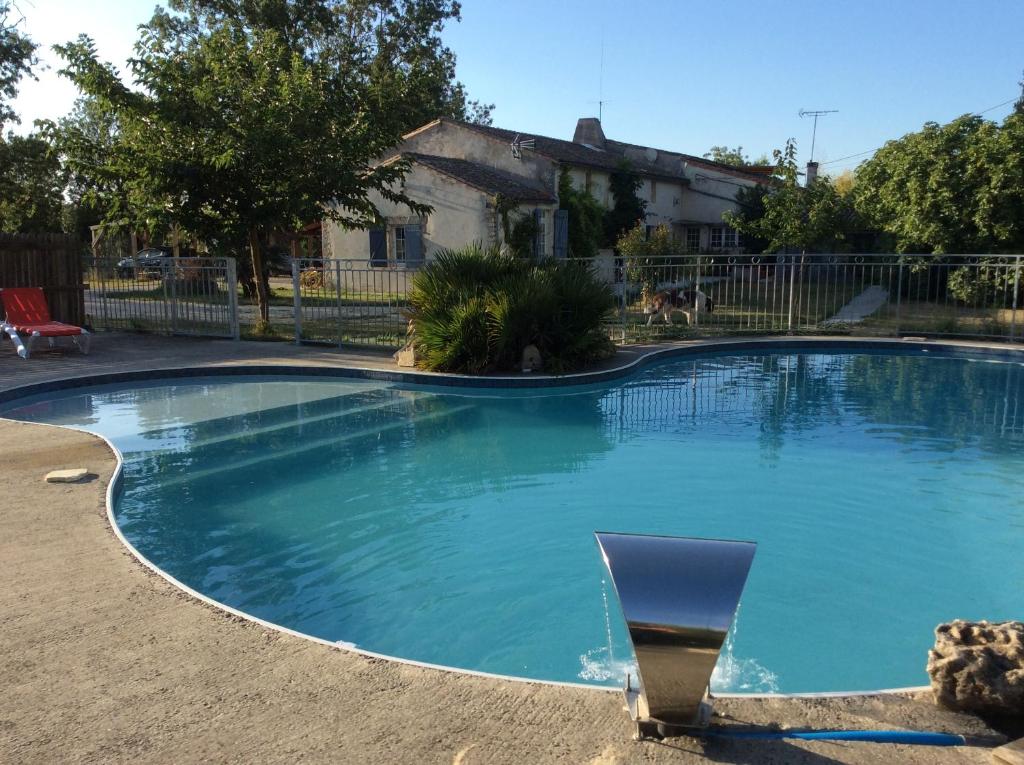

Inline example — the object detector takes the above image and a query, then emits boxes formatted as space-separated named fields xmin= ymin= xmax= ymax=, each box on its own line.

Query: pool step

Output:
xmin=126 ymin=403 xmax=474 ymax=488
xmin=125 ymin=394 xmax=422 ymax=458
xmin=135 ymin=386 xmax=413 ymax=445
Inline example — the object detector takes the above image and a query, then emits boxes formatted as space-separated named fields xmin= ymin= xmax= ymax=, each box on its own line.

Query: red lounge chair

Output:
xmin=0 ymin=287 xmax=91 ymax=359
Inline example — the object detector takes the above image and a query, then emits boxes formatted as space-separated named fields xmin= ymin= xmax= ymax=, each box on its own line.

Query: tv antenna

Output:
xmin=798 ymin=108 xmax=838 ymax=162
xmin=510 ymin=133 xmax=535 ymax=160
xmin=588 ymin=99 xmax=612 ymax=122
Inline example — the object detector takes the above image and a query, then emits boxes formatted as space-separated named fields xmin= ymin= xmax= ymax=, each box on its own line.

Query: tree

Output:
xmin=55 ymin=1 xmax=475 ymax=323
xmin=0 ymin=133 xmax=63 ymax=232
xmin=616 ymin=222 xmax=685 ymax=303
xmin=831 ymin=169 xmax=856 ymax=197
xmin=0 ymin=1 xmax=36 ymax=127
xmin=728 ymin=183 xmax=771 ymax=253
xmin=854 ymin=114 xmax=1024 ymax=253
xmin=42 ymin=95 xmax=123 ymax=240
xmin=557 ymin=168 xmax=603 ymax=258
xmin=603 ymin=161 xmax=647 ymax=247
xmin=703 ymin=145 xmax=771 ymax=167
xmin=724 ymin=139 xmax=859 ymax=253
xmin=310 ymin=0 xmax=493 ymax=133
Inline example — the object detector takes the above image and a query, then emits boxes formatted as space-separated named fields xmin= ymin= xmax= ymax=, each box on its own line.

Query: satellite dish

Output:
xmin=644 ymin=147 xmax=657 ymax=163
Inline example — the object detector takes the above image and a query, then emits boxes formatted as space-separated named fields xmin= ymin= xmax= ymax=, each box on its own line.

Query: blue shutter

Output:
xmin=553 ymin=209 xmax=568 ymax=259
xmin=368 ymin=228 xmax=387 ymax=267
xmin=404 ymin=224 xmax=423 ymax=267
xmin=532 ymin=208 xmax=544 ymax=259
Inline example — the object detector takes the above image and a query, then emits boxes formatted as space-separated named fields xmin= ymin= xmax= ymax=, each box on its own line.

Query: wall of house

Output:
xmin=400 ymin=121 xmax=558 ymax=193
xmin=565 ymin=165 xmax=733 ymax=238
xmin=328 ymin=164 xmax=493 ymax=264
xmin=643 ymin=177 xmax=689 ymax=229
xmin=326 ymin=163 xmax=559 ymax=264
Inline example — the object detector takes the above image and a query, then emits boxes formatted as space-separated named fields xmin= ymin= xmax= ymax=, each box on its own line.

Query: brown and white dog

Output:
xmin=644 ymin=288 xmax=714 ymax=326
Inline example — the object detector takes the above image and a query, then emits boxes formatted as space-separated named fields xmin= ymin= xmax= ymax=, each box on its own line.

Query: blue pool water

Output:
xmin=3 ymin=349 xmax=1023 ymax=693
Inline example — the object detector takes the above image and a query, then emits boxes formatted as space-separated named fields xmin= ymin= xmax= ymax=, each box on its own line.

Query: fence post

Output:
xmin=168 ymin=261 xmax=179 ymax=335
xmin=621 ymin=256 xmax=629 ymax=343
xmin=226 ymin=257 xmax=240 ymax=341
xmin=335 ymin=259 xmax=344 ymax=348
xmin=99 ymin=258 xmax=110 ymax=331
xmin=161 ymin=261 xmax=171 ymax=333
xmin=292 ymin=258 xmax=302 ymax=345
xmin=894 ymin=258 xmax=904 ymax=337
xmin=786 ymin=254 xmax=797 ymax=333
xmin=1011 ymin=255 xmax=1021 ymax=342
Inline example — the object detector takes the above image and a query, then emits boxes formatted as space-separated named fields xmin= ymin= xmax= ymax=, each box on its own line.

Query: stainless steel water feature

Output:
xmin=594 ymin=532 xmax=757 ymax=739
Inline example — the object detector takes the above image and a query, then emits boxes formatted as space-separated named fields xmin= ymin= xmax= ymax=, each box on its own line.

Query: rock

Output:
xmin=927 ymin=620 xmax=1024 ymax=715
xmin=521 ymin=344 xmax=542 ymax=373
xmin=394 ymin=345 xmax=416 ymax=368
xmin=44 ymin=468 xmax=90 ymax=483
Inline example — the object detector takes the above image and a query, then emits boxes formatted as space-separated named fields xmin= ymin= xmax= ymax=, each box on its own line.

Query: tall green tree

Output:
xmin=603 ymin=161 xmax=647 ymax=247
xmin=703 ymin=145 xmax=771 ymax=167
xmin=55 ymin=1 xmax=481 ymax=322
xmin=557 ymin=168 xmax=603 ymax=258
xmin=41 ymin=95 xmax=123 ymax=240
xmin=0 ymin=133 xmax=64 ymax=232
xmin=0 ymin=3 xmax=64 ymax=234
xmin=0 ymin=1 xmax=36 ymax=127
xmin=724 ymin=139 xmax=858 ymax=253
xmin=728 ymin=183 xmax=771 ymax=253
xmin=852 ymin=114 xmax=1020 ymax=253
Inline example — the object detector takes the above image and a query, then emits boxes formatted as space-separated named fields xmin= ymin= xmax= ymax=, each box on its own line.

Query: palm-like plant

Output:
xmin=407 ymin=244 xmax=615 ymax=374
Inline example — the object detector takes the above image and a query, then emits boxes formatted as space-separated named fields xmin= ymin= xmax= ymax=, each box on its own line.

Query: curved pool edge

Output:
xmin=3 ymin=335 xmax=1023 ymax=407
xmin=5 ymin=335 xmax=1019 ymax=699
xmin=92 ymin=423 xmax=935 ymax=701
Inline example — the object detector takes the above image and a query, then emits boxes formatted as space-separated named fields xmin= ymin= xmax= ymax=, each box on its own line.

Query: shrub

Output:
xmin=407 ymin=244 xmax=616 ymax=374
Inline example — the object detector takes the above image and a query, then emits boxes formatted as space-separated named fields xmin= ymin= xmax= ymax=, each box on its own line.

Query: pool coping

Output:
xmin=2 ymin=335 xmax=1024 ymax=406
xmin=4 ymin=335 xmax=1022 ymax=700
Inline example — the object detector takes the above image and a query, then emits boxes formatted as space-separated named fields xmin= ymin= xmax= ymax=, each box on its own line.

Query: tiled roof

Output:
xmin=452 ymin=120 xmax=771 ymax=184
xmin=603 ymin=138 xmax=774 ymax=183
xmin=404 ymin=153 xmax=557 ymax=203
xmin=455 ymin=121 xmax=678 ymax=179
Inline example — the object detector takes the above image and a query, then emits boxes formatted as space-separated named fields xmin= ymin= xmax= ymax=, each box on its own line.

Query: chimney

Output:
xmin=805 ymin=161 xmax=819 ymax=185
xmin=573 ymin=118 xmax=606 ymax=150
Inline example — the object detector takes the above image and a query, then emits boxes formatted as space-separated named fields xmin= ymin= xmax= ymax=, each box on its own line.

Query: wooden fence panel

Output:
xmin=0 ymin=233 xmax=86 ymax=326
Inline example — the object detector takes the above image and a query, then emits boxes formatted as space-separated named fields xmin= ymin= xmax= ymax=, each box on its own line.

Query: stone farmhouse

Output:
xmin=324 ymin=117 xmax=773 ymax=267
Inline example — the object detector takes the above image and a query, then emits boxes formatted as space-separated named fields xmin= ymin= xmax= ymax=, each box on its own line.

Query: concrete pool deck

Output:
xmin=0 ymin=333 xmax=1018 ymax=763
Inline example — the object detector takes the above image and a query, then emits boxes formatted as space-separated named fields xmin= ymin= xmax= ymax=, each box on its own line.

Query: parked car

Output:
xmin=116 ymin=247 xmax=173 ymax=278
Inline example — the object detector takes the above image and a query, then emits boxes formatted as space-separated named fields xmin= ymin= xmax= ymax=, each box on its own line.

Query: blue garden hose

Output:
xmin=709 ymin=729 xmax=967 ymax=746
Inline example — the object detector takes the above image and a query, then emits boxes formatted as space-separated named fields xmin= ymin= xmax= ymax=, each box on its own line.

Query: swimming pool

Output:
xmin=3 ymin=346 xmax=1022 ymax=694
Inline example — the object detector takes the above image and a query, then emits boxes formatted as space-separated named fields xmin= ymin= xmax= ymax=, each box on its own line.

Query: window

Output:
xmin=710 ymin=227 xmax=723 ymax=249
xmin=645 ymin=225 xmax=655 ymax=241
xmin=685 ymin=227 xmax=700 ymax=253
xmin=724 ymin=227 xmax=737 ymax=249
xmin=383 ymin=222 xmax=422 ymax=266
xmin=650 ymin=180 xmax=657 ymax=204
xmin=393 ymin=226 xmax=406 ymax=263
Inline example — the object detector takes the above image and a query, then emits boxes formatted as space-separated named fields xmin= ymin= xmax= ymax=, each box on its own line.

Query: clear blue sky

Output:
xmin=12 ymin=0 xmax=1024 ymax=173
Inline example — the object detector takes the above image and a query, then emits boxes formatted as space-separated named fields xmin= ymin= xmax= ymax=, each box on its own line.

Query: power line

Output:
xmin=976 ymin=97 xmax=1018 ymax=115
xmin=818 ymin=96 xmax=1018 ymax=167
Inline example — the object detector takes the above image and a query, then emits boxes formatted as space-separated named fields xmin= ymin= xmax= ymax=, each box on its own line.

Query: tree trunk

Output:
xmin=249 ymin=227 xmax=269 ymax=324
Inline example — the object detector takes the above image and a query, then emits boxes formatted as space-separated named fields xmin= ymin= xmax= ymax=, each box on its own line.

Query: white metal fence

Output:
xmin=81 ymin=253 xmax=1024 ymax=348
xmin=595 ymin=253 xmax=1023 ymax=343
xmin=84 ymin=256 xmax=240 ymax=339
xmin=291 ymin=258 xmax=409 ymax=347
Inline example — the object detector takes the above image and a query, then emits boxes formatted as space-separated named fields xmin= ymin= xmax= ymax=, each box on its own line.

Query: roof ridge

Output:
xmin=401 ymin=151 xmax=556 ymax=203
